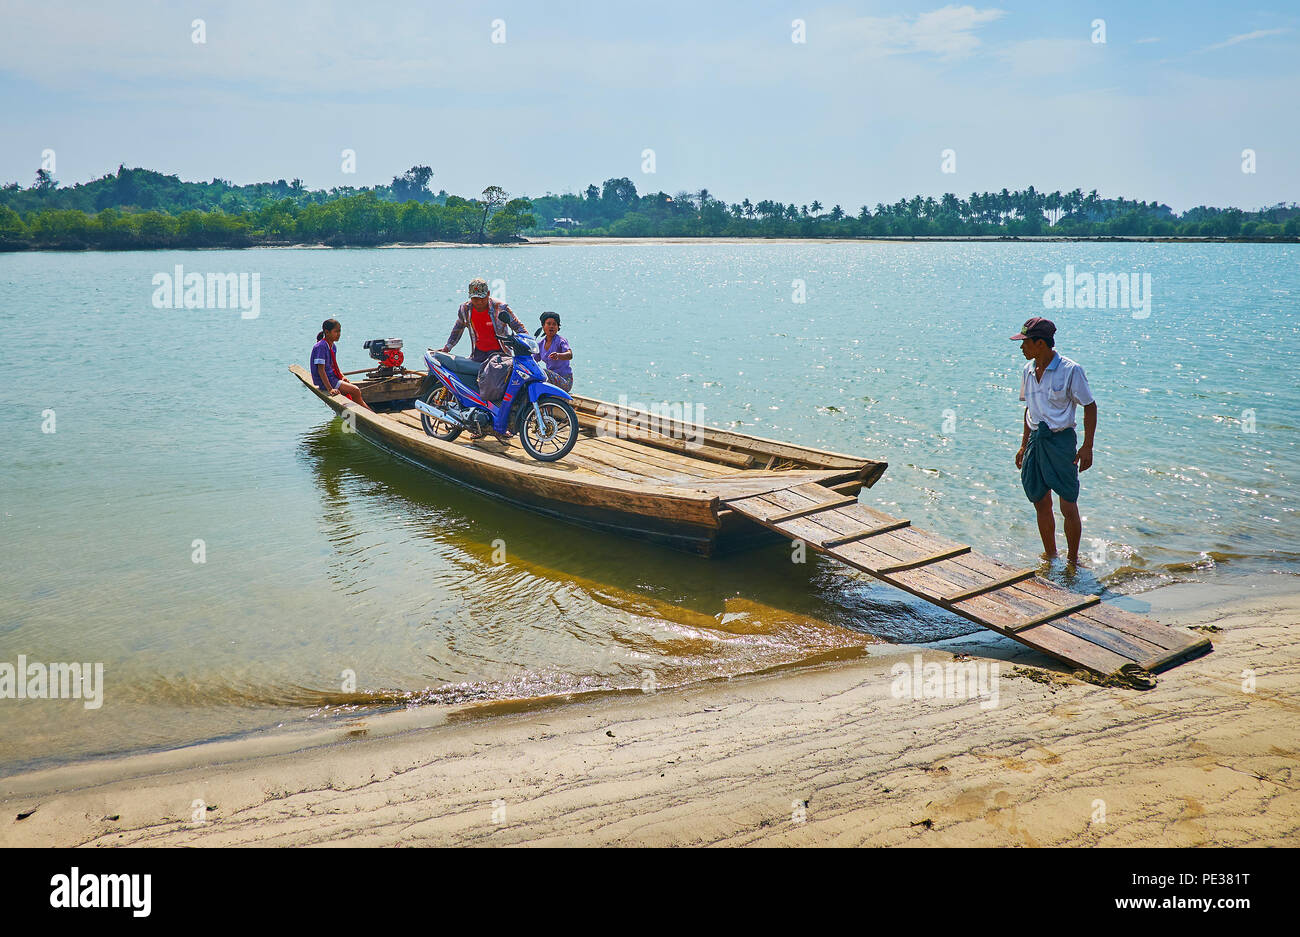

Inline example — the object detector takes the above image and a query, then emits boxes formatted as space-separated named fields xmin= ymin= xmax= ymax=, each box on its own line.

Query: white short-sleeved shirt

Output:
xmin=1020 ymin=353 xmax=1094 ymax=431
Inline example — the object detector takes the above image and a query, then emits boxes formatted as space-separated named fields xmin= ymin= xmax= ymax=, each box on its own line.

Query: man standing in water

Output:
xmin=1012 ymin=317 xmax=1097 ymax=567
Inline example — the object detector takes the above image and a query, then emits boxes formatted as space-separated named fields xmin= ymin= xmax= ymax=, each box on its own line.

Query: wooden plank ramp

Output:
xmin=724 ymin=482 xmax=1212 ymax=684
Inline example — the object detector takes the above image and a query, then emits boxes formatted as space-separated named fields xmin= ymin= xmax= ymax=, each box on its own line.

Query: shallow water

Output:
xmin=1 ymin=242 xmax=1296 ymax=774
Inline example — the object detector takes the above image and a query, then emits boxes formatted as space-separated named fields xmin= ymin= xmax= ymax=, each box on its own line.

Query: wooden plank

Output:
xmin=737 ymin=493 xmax=913 ymax=572
xmin=1140 ymin=639 xmax=1214 ymax=673
xmin=1012 ymin=622 xmax=1136 ymax=675
xmin=569 ymin=443 xmax=703 ymax=484
xmin=943 ymin=554 xmax=1085 ymax=619
xmin=876 ymin=546 xmax=972 ymax=574
xmin=819 ymin=520 xmax=912 ymax=548
xmin=997 ymin=575 xmax=1186 ymax=651
xmin=589 ymin=434 xmax=732 ymax=476
xmin=771 ymin=493 xmax=1056 ymax=624
xmin=709 ymin=478 xmax=1210 ymax=678
xmin=756 ymin=488 xmax=941 ymax=577
xmin=771 ymin=493 xmax=1176 ymax=673
xmin=692 ymin=472 xmax=850 ymax=497
xmin=590 ymin=434 xmax=735 ymax=477
xmin=562 ymin=450 xmax=661 ymax=483
xmin=1006 ymin=595 xmax=1103 ymax=633
xmin=581 ymin=441 xmax=716 ymax=481
xmin=944 ymin=569 xmax=1037 ymax=603
xmin=1067 ymin=598 xmax=1208 ymax=654
xmin=1044 ymin=613 xmax=1168 ymax=664
xmin=574 ymin=417 xmax=756 ymax=468
xmin=765 ymin=495 xmax=861 ymax=523
xmin=570 ymin=394 xmax=871 ymax=470
xmin=753 ymin=488 xmax=1009 ymax=606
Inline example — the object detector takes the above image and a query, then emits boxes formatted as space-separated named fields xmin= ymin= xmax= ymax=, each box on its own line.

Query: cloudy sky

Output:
xmin=2 ymin=0 xmax=1296 ymax=211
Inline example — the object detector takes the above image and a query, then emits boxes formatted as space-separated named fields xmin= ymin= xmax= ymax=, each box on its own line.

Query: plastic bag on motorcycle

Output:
xmin=476 ymin=353 xmax=514 ymax=404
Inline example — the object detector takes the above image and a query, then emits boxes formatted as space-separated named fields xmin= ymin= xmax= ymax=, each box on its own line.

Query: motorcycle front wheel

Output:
xmin=419 ymin=384 xmax=463 ymax=441
xmin=517 ymin=396 xmax=578 ymax=462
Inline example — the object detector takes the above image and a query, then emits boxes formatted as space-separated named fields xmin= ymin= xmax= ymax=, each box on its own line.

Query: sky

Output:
xmin=2 ymin=0 xmax=1297 ymax=211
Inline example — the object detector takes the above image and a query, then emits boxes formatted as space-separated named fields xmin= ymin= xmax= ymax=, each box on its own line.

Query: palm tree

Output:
xmin=810 ymin=200 xmax=823 ymax=215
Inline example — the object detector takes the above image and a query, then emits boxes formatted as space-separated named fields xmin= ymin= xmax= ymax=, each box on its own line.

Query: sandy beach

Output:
xmin=3 ymin=581 xmax=1295 ymax=848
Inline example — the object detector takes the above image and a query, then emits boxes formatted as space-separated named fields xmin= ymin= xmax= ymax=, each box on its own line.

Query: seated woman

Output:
xmin=310 ymin=318 xmax=371 ymax=410
xmin=534 ymin=312 xmax=573 ymax=392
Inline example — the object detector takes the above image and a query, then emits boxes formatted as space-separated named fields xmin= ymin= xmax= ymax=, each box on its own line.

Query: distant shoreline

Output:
xmin=5 ymin=234 xmax=1298 ymax=254
xmin=523 ymin=234 xmax=1299 ymax=246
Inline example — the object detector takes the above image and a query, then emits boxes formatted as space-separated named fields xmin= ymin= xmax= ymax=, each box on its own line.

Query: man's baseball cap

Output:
xmin=468 ymin=277 xmax=490 ymax=298
xmin=1010 ymin=317 xmax=1056 ymax=341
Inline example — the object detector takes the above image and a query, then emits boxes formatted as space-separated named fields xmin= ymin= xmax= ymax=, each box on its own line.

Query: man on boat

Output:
xmin=1012 ymin=317 xmax=1097 ymax=567
xmin=439 ymin=278 xmax=528 ymax=366
xmin=438 ymin=278 xmax=529 ymax=435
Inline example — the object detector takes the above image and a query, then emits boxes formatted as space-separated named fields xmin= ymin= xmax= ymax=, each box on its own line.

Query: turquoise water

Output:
xmin=1 ymin=242 xmax=1296 ymax=774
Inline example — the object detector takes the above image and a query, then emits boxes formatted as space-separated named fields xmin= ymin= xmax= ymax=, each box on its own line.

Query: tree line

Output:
xmin=1 ymin=165 xmax=1296 ymax=250
xmin=0 ymin=166 xmax=534 ymax=249
xmin=531 ymin=180 xmax=1300 ymax=239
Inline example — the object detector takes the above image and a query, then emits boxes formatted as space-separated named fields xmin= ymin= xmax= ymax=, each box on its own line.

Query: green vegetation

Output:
xmin=0 ymin=166 xmax=534 ymax=249
xmin=1 ymin=166 xmax=1295 ymax=251
xmin=529 ymin=180 xmax=1300 ymax=240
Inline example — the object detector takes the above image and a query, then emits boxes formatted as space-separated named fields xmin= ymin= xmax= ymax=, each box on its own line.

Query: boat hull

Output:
xmin=353 ymin=417 xmax=725 ymax=553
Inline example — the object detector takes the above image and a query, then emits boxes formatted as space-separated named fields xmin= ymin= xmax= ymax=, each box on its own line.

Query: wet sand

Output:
xmin=2 ymin=585 xmax=1296 ymax=847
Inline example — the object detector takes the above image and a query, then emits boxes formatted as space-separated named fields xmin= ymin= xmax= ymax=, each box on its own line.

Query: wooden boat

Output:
xmin=289 ymin=364 xmax=1211 ymax=681
xmin=289 ymin=365 xmax=887 ymax=554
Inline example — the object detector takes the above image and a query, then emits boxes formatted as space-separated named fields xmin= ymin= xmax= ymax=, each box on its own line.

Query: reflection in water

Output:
xmin=295 ymin=417 xmax=978 ymax=712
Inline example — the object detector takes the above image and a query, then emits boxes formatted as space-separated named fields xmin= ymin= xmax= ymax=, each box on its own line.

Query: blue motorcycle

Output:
xmin=414 ymin=323 xmax=579 ymax=462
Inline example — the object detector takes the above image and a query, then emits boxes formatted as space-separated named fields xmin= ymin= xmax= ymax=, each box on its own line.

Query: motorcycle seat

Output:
xmin=433 ymin=352 xmax=485 ymax=393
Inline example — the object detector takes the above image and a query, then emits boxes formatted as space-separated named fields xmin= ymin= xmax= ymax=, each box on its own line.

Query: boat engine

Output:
xmin=363 ymin=338 xmax=404 ymax=377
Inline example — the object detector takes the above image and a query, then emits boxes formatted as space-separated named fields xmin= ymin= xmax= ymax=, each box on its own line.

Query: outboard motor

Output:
xmin=363 ymin=338 xmax=404 ymax=377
